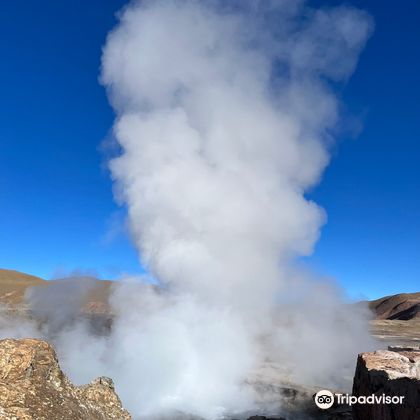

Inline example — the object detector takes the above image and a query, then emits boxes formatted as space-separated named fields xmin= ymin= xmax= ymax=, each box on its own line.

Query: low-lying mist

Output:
xmin=0 ymin=0 xmax=376 ymax=418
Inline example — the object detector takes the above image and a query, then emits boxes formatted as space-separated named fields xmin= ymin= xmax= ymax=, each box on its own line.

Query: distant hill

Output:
xmin=368 ymin=292 xmax=420 ymax=321
xmin=0 ymin=269 xmax=46 ymax=305
xmin=0 ymin=268 xmax=112 ymax=313
xmin=1 ymin=268 xmax=419 ymax=320
xmin=0 ymin=268 xmax=45 ymax=285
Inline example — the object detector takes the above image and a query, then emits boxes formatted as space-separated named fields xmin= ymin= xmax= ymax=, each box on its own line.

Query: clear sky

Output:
xmin=0 ymin=0 xmax=418 ymax=299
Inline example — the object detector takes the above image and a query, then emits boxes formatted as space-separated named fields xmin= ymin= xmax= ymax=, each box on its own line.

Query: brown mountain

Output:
xmin=0 ymin=268 xmax=46 ymax=306
xmin=0 ymin=268 xmax=112 ymax=313
xmin=368 ymin=292 xmax=420 ymax=320
xmin=2 ymin=268 xmax=419 ymax=321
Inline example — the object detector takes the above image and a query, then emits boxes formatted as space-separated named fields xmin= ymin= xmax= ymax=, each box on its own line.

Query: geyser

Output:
xmin=0 ymin=1 xmax=376 ymax=419
xmin=98 ymin=0 xmax=374 ymax=417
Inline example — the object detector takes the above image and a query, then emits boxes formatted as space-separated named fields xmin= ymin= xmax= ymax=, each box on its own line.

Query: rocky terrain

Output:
xmin=7 ymin=339 xmax=419 ymax=420
xmin=1 ymin=339 xmax=418 ymax=420
xmin=352 ymin=346 xmax=420 ymax=420
xmin=0 ymin=337 xmax=351 ymax=420
xmin=370 ymin=319 xmax=420 ymax=348
xmin=0 ymin=269 xmax=419 ymax=419
xmin=0 ymin=338 xmax=131 ymax=419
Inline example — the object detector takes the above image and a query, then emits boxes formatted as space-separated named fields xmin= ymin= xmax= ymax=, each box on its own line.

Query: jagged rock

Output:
xmin=352 ymin=348 xmax=420 ymax=420
xmin=0 ymin=338 xmax=131 ymax=420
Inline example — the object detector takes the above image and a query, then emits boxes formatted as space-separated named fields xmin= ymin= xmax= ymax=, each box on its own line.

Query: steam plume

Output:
xmin=1 ymin=1 xmax=375 ymax=419
xmin=94 ymin=0 xmax=373 ymax=416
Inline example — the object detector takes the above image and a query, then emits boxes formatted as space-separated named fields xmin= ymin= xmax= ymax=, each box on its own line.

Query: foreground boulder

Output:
xmin=0 ymin=338 xmax=131 ymax=419
xmin=352 ymin=347 xmax=420 ymax=420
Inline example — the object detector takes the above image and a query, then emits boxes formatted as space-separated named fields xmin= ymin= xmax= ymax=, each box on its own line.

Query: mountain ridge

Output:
xmin=1 ymin=268 xmax=419 ymax=320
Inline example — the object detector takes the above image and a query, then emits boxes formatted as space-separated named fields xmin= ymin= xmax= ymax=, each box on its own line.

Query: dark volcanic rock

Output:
xmin=0 ymin=338 xmax=131 ymax=419
xmin=352 ymin=348 xmax=420 ymax=420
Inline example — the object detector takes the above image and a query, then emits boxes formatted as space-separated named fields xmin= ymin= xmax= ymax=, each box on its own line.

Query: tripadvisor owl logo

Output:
xmin=315 ymin=390 xmax=335 ymax=409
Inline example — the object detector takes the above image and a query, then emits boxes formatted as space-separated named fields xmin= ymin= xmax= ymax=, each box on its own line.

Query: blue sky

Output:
xmin=0 ymin=0 xmax=418 ymax=299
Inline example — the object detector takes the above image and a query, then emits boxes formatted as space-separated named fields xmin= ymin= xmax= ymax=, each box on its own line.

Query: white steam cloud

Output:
xmin=0 ymin=1 xmax=376 ymax=419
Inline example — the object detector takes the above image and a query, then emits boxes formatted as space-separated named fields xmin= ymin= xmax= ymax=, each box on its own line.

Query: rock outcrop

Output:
xmin=0 ymin=338 xmax=131 ymax=420
xmin=352 ymin=347 xmax=420 ymax=420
